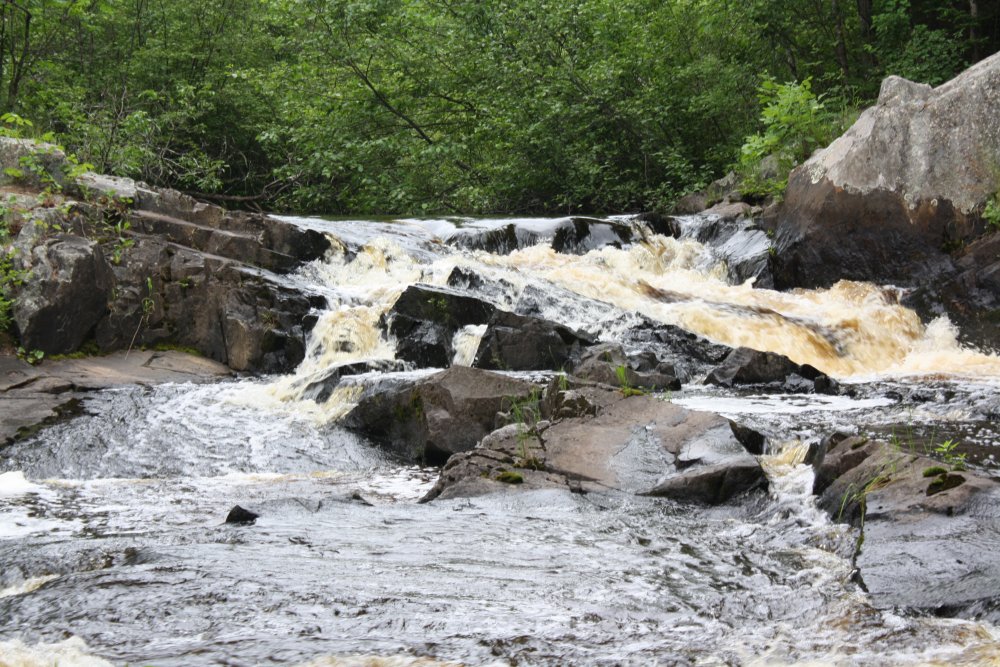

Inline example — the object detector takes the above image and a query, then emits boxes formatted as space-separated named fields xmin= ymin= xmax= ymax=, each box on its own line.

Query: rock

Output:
xmin=0 ymin=138 xmax=68 ymax=190
xmin=569 ymin=343 xmax=681 ymax=391
xmin=446 ymin=223 xmax=540 ymax=254
xmin=671 ymin=192 xmax=710 ymax=215
xmin=704 ymin=347 xmax=835 ymax=392
xmin=652 ymin=212 xmax=773 ymax=287
xmin=444 ymin=217 xmax=634 ymax=256
xmin=446 ymin=267 xmax=518 ymax=310
xmin=814 ymin=436 xmax=1000 ymax=621
xmin=643 ymin=460 xmax=768 ymax=505
xmin=4 ymin=150 xmax=330 ymax=372
xmin=343 ymin=366 xmax=540 ymax=464
xmin=12 ymin=235 xmax=113 ymax=354
xmin=71 ymin=172 xmax=138 ymax=201
xmin=728 ymin=420 xmax=766 ymax=455
xmin=812 ymin=435 xmax=873 ymax=496
xmin=300 ymin=360 xmax=406 ymax=402
xmin=93 ymin=240 xmax=324 ymax=373
xmin=383 ymin=284 xmax=496 ymax=368
xmin=621 ymin=319 xmax=732 ymax=383
xmin=550 ymin=217 xmax=634 ymax=254
xmin=423 ymin=386 xmax=769 ymax=504
xmin=472 ymin=311 xmax=595 ymax=371
xmin=772 ymin=54 xmax=1000 ymax=346
xmin=225 ymin=505 xmax=259 ymax=524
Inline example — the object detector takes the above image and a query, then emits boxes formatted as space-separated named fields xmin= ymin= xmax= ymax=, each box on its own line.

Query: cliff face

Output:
xmin=1 ymin=139 xmax=330 ymax=372
xmin=771 ymin=53 xmax=1000 ymax=346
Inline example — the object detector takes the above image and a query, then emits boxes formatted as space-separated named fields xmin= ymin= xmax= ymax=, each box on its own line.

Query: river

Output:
xmin=2 ymin=215 xmax=999 ymax=666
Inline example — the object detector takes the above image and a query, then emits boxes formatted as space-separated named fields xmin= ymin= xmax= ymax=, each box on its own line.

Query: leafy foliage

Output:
xmin=0 ymin=0 xmax=996 ymax=214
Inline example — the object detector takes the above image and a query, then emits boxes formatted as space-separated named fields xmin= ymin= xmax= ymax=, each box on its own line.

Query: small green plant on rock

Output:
xmin=615 ymin=364 xmax=645 ymax=397
xmin=16 ymin=346 xmax=44 ymax=365
xmin=983 ymin=194 xmax=1000 ymax=231
xmin=933 ymin=438 xmax=966 ymax=470
xmin=922 ymin=465 xmax=948 ymax=478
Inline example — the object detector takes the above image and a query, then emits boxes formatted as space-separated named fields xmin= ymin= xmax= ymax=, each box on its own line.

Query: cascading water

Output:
xmin=2 ymin=214 xmax=1000 ymax=666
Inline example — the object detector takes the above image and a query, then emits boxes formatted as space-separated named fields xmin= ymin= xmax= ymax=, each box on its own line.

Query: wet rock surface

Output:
xmin=705 ymin=346 xmax=837 ymax=394
xmin=0 ymin=351 xmax=231 ymax=445
xmin=569 ymin=342 xmax=681 ymax=391
xmin=342 ymin=366 xmax=539 ymax=464
xmin=472 ymin=310 xmax=595 ymax=371
xmin=422 ymin=381 xmax=768 ymax=504
xmin=383 ymin=284 xmax=496 ymax=368
xmin=814 ymin=435 xmax=1000 ymax=621
xmin=771 ymin=54 xmax=1000 ymax=349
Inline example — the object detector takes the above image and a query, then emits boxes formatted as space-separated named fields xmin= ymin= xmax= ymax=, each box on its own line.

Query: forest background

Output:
xmin=2 ymin=0 xmax=997 ymax=215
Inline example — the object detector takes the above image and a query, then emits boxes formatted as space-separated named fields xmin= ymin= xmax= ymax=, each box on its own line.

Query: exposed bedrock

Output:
xmin=4 ymin=141 xmax=330 ymax=372
xmin=813 ymin=433 xmax=1000 ymax=622
xmin=770 ymin=54 xmax=1000 ymax=348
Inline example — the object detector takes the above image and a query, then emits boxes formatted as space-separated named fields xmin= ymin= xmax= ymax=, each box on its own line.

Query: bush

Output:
xmin=737 ymin=78 xmax=838 ymax=197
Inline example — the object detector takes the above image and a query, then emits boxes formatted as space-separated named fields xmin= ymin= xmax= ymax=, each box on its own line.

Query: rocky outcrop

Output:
xmin=814 ymin=434 xmax=1000 ymax=621
xmin=422 ymin=382 xmax=768 ymax=504
xmin=0 ymin=350 xmax=231 ymax=445
xmin=771 ymin=54 xmax=1000 ymax=346
xmin=383 ymin=284 xmax=496 ymax=368
xmin=342 ymin=366 xmax=540 ymax=464
xmin=472 ymin=311 xmax=595 ymax=371
xmin=3 ymin=139 xmax=330 ymax=372
xmin=12 ymin=236 xmax=114 ymax=354
xmin=704 ymin=346 xmax=838 ymax=393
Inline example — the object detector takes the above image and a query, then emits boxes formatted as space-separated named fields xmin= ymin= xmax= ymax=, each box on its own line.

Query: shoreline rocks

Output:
xmin=0 ymin=350 xmax=232 ymax=446
xmin=3 ymin=137 xmax=330 ymax=373
xmin=812 ymin=433 xmax=1000 ymax=621
xmin=769 ymin=53 xmax=1000 ymax=350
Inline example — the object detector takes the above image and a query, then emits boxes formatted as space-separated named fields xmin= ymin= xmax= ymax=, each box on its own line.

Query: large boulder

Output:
xmin=383 ymin=284 xmax=496 ymax=368
xmin=342 ymin=366 xmax=539 ymax=464
xmin=423 ymin=384 xmax=768 ymax=504
xmin=815 ymin=435 xmax=1000 ymax=621
xmin=772 ymin=54 xmax=1000 ymax=343
xmin=472 ymin=311 xmax=595 ymax=371
xmin=13 ymin=235 xmax=113 ymax=354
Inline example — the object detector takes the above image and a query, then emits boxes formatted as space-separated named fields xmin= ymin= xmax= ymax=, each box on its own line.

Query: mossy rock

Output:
xmin=495 ymin=470 xmax=524 ymax=484
xmin=926 ymin=473 xmax=965 ymax=496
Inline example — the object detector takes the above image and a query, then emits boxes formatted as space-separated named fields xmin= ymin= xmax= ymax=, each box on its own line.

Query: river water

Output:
xmin=2 ymin=215 xmax=1000 ymax=666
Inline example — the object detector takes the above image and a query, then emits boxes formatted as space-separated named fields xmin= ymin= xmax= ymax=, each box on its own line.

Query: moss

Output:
xmin=516 ymin=456 xmax=544 ymax=471
xmin=927 ymin=473 xmax=965 ymax=496
xmin=150 ymin=342 xmax=202 ymax=356
xmin=495 ymin=470 xmax=524 ymax=484
xmin=922 ymin=466 xmax=948 ymax=478
xmin=620 ymin=387 xmax=646 ymax=398
xmin=392 ymin=391 xmax=424 ymax=423
xmin=48 ymin=339 xmax=103 ymax=360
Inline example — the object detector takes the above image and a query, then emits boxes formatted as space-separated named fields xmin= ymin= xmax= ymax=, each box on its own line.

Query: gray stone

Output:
xmin=815 ymin=436 xmax=1000 ymax=621
xmin=13 ymin=235 xmax=113 ymax=354
xmin=772 ymin=53 xmax=1000 ymax=349
xmin=472 ymin=310 xmax=594 ymax=371
xmin=423 ymin=386 xmax=769 ymax=504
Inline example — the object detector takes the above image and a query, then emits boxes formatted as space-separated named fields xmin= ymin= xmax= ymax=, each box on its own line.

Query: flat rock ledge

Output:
xmin=411 ymin=373 xmax=768 ymax=505
xmin=0 ymin=351 xmax=231 ymax=445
